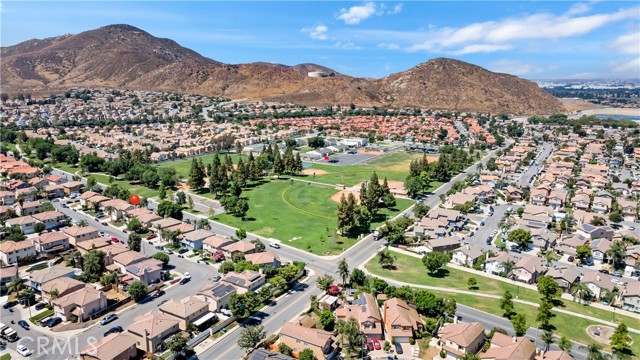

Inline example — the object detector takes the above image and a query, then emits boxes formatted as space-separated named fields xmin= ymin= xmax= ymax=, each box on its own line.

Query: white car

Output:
xmin=269 ymin=242 xmax=280 ymax=249
xmin=184 ymin=272 xmax=191 ymax=279
xmin=17 ymin=345 xmax=32 ymax=357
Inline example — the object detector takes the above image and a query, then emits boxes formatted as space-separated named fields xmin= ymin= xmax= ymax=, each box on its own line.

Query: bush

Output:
xmin=440 ymin=350 xmax=446 ymax=358
xmin=273 ymin=289 xmax=284 ymax=297
xmin=409 ymin=338 xmax=415 ymax=345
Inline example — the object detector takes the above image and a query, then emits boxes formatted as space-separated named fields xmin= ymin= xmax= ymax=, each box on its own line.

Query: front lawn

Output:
xmin=365 ymin=252 xmax=640 ymax=330
xmin=212 ymin=180 xmax=413 ymax=255
xmin=29 ymin=309 xmax=54 ymax=324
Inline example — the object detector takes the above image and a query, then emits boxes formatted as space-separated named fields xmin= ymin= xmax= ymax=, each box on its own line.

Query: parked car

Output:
xmin=212 ymin=275 xmax=221 ymax=282
xmin=17 ymin=320 xmax=29 ymax=330
xmin=147 ymin=233 xmax=157 ymax=240
xmin=184 ymin=272 xmax=191 ymax=279
xmin=111 ymin=237 xmax=119 ymax=243
xmin=100 ymin=314 xmax=118 ymax=325
xmin=394 ymin=342 xmax=403 ymax=354
xmin=598 ymin=269 xmax=610 ymax=275
xmin=101 ymin=222 xmax=108 ymax=226
xmin=155 ymin=245 xmax=164 ymax=250
xmin=567 ymin=256 xmax=575 ymax=262
xmin=612 ymin=271 xmax=623 ymax=278
xmin=480 ymin=221 xmax=485 ymax=226
xmin=178 ymin=248 xmax=188 ymax=254
xmin=366 ymin=339 xmax=374 ymax=351
xmin=34 ymin=303 xmax=46 ymax=310
xmin=510 ymin=245 xmax=522 ymax=253
xmin=17 ymin=345 xmax=32 ymax=357
xmin=46 ymin=317 xmax=62 ymax=328
xmin=3 ymin=301 xmax=18 ymax=309
xmin=269 ymin=242 xmax=280 ymax=249
xmin=179 ymin=277 xmax=190 ymax=285
xmin=104 ymin=326 xmax=123 ymax=337
xmin=164 ymin=249 xmax=174 ymax=255
xmin=373 ymin=339 xmax=381 ymax=350
xmin=152 ymin=290 xmax=165 ymax=299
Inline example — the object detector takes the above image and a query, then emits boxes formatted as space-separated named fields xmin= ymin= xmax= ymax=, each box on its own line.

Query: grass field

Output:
xmin=212 ymin=180 xmax=413 ymax=254
xmin=297 ymin=152 xmax=430 ymax=187
xmin=29 ymin=309 xmax=54 ymax=324
xmin=54 ymin=161 xmax=79 ymax=174
xmin=156 ymin=153 xmax=243 ymax=178
xmin=365 ymin=252 xmax=640 ymax=331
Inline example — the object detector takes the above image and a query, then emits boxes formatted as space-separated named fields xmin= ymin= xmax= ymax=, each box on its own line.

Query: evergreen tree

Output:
xmin=224 ymin=154 xmax=233 ymax=173
xmin=187 ymin=158 xmax=205 ymax=190
xmin=273 ymin=149 xmax=284 ymax=177
xmin=337 ymin=194 xmax=350 ymax=234
xmin=294 ymin=152 xmax=303 ymax=173
xmin=284 ymin=147 xmax=294 ymax=174
xmin=248 ymin=152 xmax=261 ymax=180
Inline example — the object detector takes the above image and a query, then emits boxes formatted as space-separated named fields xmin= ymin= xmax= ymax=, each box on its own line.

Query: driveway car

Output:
xmin=100 ymin=314 xmax=118 ymax=325
xmin=164 ymin=249 xmax=174 ymax=255
xmin=394 ymin=342 xmax=403 ymax=354
xmin=46 ymin=317 xmax=62 ymax=328
xmin=34 ymin=303 xmax=46 ymax=310
xmin=147 ymin=233 xmax=157 ymax=240
xmin=212 ymin=275 xmax=221 ymax=282
xmin=366 ymin=339 xmax=374 ymax=351
xmin=3 ymin=301 xmax=17 ymax=309
xmin=18 ymin=320 xmax=30 ymax=330
xmin=373 ymin=339 xmax=381 ymax=350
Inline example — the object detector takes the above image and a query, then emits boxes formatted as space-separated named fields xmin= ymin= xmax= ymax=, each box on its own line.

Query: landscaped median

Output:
xmin=364 ymin=251 xmax=640 ymax=354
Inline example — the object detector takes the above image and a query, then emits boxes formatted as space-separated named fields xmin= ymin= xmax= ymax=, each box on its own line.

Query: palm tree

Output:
xmin=570 ymin=283 xmax=592 ymax=304
xmin=78 ymin=219 xmax=88 ymax=227
xmin=7 ymin=279 xmax=24 ymax=294
xmin=540 ymin=330 xmax=555 ymax=351
xmin=336 ymin=258 xmax=350 ymax=287
xmin=502 ymin=259 xmax=516 ymax=277
xmin=580 ymin=343 xmax=611 ymax=360
xmin=104 ymin=205 xmax=116 ymax=220
xmin=476 ymin=162 xmax=484 ymax=175
xmin=50 ymin=288 xmax=60 ymax=300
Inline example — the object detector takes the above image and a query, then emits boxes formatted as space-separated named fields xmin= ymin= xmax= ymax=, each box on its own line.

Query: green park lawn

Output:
xmin=365 ymin=252 xmax=640 ymax=331
xmin=156 ymin=153 xmax=243 ymax=179
xmin=212 ymin=180 xmax=413 ymax=255
xmin=54 ymin=161 xmax=80 ymax=174
xmin=298 ymin=152 xmax=431 ymax=187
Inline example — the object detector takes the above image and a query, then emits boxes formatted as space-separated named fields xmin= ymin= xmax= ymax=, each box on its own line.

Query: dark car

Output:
xmin=3 ymin=301 xmax=18 ymax=309
xmin=394 ymin=342 xmax=403 ymax=354
xmin=598 ymin=269 xmax=610 ymax=275
xmin=46 ymin=317 xmax=62 ymax=328
xmin=178 ymin=248 xmax=188 ymax=254
xmin=35 ymin=303 xmax=46 ymax=310
xmin=179 ymin=277 xmax=190 ymax=285
xmin=510 ymin=245 xmax=521 ymax=253
xmin=152 ymin=290 xmax=165 ymax=299
xmin=104 ymin=326 xmax=124 ymax=337
xmin=17 ymin=320 xmax=30 ymax=330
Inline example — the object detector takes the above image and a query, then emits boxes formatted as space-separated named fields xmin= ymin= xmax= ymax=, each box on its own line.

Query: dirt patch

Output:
xmin=302 ymin=168 xmax=328 ymax=176
xmin=331 ymin=188 xmax=361 ymax=203
xmin=586 ymin=325 xmax=615 ymax=344
xmin=330 ymin=179 xmax=405 ymax=203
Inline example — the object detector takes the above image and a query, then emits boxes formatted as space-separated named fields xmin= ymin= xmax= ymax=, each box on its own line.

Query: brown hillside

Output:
xmin=1 ymin=24 xmax=565 ymax=114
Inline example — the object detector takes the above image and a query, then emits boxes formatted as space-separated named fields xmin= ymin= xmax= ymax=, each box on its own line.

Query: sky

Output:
xmin=2 ymin=1 xmax=639 ymax=80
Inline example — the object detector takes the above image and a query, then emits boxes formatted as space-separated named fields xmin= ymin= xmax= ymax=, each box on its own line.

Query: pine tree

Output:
xmin=273 ymin=149 xmax=284 ymax=177
xmin=382 ymin=176 xmax=391 ymax=196
xmin=346 ymin=193 xmax=357 ymax=231
xmin=224 ymin=154 xmax=233 ymax=173
xmin=337 ymin=194 xmax=350 ymax=234
xmin=236 ymin=158 xmax=247 ymax=186
xmin=294 ymin=152 xmax=303 ymax=174
xmin=215 ymin=165 xmax=229 ymax=195
xmin=284 ymin=147 xmax=294 ymax=174
xmin=188 ymin=158 xmax=205 ymax=190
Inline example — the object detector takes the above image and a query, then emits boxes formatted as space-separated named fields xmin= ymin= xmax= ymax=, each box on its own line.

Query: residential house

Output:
xmin=444 ymin=193 xmax=477 ymax=209
xmin=32 ymin=231 xmax=70 ymax=254
xmin=530 ymin=188 xmax=548 ymax=206
xmin=43 ymin=184 xmax=65 ymax=199
xmin=28 ymin=178 xmax=50 ymax=190
xmin=382 ymin=297 xmax=424 ymax=343
xmin=41 ymin=277 xmax=85 ymax=303
xmin=0 ymin=265 xmax=18 ymax=293
xmin=278 ymin=322 xmax=339 ymax=360
xmin=622 ymin=282 xmax=640 ymax=313
xmin=592 ymin=196 xmax=612 ymax=214
xmin=590 ymin=238 xmax=612 ymax=263
xmin=221 ymin=270 xmax=266 ymax=294
xmin=503 ymin=186 xmax=523 ymax=202
xmin=0 ymin=191 xmax=16 ymax=205
xmin=480 ymin=333 xmax=536 ymax=360
xmin=571 ymin=194 xmax=590 ymax=211
xmin=512 ymin=255 xmax=546 ymax=284
xmin=619 ymin=199 xmax=638 ymax=221
xmin=576 ymin=224 xmax=613 ymax=241
xmin=437 ymin=322 xmax=485 ymax=360
xmin=15 ymin=200 xmax=41 ymax=216
xmin=5 ymin=215 xmax=38 ymax=234
xmin=126 ymin=311 xmax=181 ymax=353
xmin=484 ymin=252 xmax=519 ymax=276
xmin=46 ymin=175 xmax=68 ymax=186
xmin=548 ymin=189 xmax=568 ymax=208
xmin=29 ymin=265 xmax=76 ymax=292
xmin=202 ymin=235 xmax=235 ymax=257
xmin=61 ymin=181 xmax=83 ymax=196
xmin=426 ymin=237 xmax=461 ymax=253
xmin=196 ymin=282 xmax=237 ymax=311
xmin=246 ymin=349 xmax=295 ymax=360
xmin=80 ymin=333 xmax=138 ymax=360
xmin=15 ymin=186 xmax=38 ymax=201
xmin=100 ymin=198 xmax=135 ymax=221
xmin=31 ymin=211 xmax=67 ymax=230
xmin=222 ymin=240 xmax=257 ymax=258
xmin=581 ymin=271 xmax=617 ymax=300
xmin=180 ymin=229 xmax=215 ymax=250
xmin=52 ymin=285 xmax=108 ymax=321
xmin=452 ymin=245 xmax=484 ymax=267
xmin=62 ymin=226 xmax=100 ymax=246
xmin=335 ymin=293 xmax=383 ymax=340
xmin=547 ymin=266 xmax=580 ymax=293
xmin=0 ymin=240 xmax=37 ymax=265
xmin=245 ymin=251 xmax=283 ymax=268
xmin=158 ymin=296 xmax=210 ymax=330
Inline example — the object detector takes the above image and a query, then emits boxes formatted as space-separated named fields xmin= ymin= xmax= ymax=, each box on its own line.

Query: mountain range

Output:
xmin=1 ymin=24 xmax=565 ymax=114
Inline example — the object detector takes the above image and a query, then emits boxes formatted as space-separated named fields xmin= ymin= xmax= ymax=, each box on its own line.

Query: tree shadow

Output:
xmin=428 ymin=268 xmax=450 ymax=278
xmin=551 ymin=299 xmax=565 ymax=308
xmin=381 ymin=265 xmax=397 ymax=271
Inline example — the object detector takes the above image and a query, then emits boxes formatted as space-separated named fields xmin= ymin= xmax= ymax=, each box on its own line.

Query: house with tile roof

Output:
xmin=158 ymin=296 xmax=211 ymax=330
xmin=126 ymin=311 xmax=181 ymax=353
xmin=335 ymin=292 xmax=383 ymax=340
xmin=437 ymin=321 xmax=486 ymax=359
xmin=0 ymin=240 xmax=37 ymax=265
xmin=31 ymin=231 xmax=70 ymax=254
xmin=52 ymin=285 xmax=108 ymax=321
xmin=382 ymin=297 xmax=424 ymax=343
xmin=221 ymin=270 xmax=265 ymax=294
xmin=278 ymin=321 xmax=339 ymax=360
xmin=80 ymin=332 xmax=137 ymax=360
xmin=480 ymin=332 xmax=536 ymax=360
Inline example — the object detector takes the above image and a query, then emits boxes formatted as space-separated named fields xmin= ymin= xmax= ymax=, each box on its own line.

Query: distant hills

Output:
xmin=1 ymin=24 xmax=565 ymax=114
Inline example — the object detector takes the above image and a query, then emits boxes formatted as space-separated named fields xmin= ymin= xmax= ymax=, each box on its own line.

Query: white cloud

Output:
xmin=335 ymin=41 xmax=362 ymax=50
xmin=407 ymin=6 xmax=639 ymax=54
xmin=302 ymin=25 xmax=329 ymax=40
xmin=377 ymin=42 xmax=400 ymax=50
xmin=566 ymin=2 xmax=591 ymax=16
xmin=337 ymin=2 xmax=377 ymax=25
xmin=450 ymin=44 xmax=513 ymax=55
xmin=613 ymin=57 xmax=640 ymax=74
xmin=388 ymin=3 xmax=403 ymax=15
xmin=488 ymin=59 xmax=540 ymax=76
xmin=609 ymin=32 xmax=640 ymax=55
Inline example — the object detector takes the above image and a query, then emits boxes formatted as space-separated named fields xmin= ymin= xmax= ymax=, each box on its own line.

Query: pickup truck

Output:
xmin=0 ymin=323 xmax=19 ymax=342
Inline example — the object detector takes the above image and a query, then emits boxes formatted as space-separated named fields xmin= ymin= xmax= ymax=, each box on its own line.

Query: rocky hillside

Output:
xmin=1 ymin=24 xmax=565 ymax=114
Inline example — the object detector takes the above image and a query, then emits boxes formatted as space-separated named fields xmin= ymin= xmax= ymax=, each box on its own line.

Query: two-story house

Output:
xmin=0 ymin=240 xmax=37 ymax=265
xmin=437 ymin=322 xmax=485 ymax=360
xmin=335 ymin=293 xmax=383 ymax=340
xmin=158 ymin=296 xmax=211 ymax=330
xmin=382 ymin=297 xmax=424 ymax=343
xmin=126 ymin=311 xmax=181 ymax=354
xmin=278 ymin=321 xmax=339 ymax=360
xmin=32 ymin=231 xmax=70 ymax=255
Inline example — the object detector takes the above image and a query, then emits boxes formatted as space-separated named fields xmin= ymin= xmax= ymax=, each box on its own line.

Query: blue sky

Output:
xmin=2 ymin=1 xmax=639 ymax=79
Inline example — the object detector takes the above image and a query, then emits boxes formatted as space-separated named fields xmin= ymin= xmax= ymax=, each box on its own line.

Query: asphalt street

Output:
xmin=517 ymin=142 xmax=553 ymax=187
